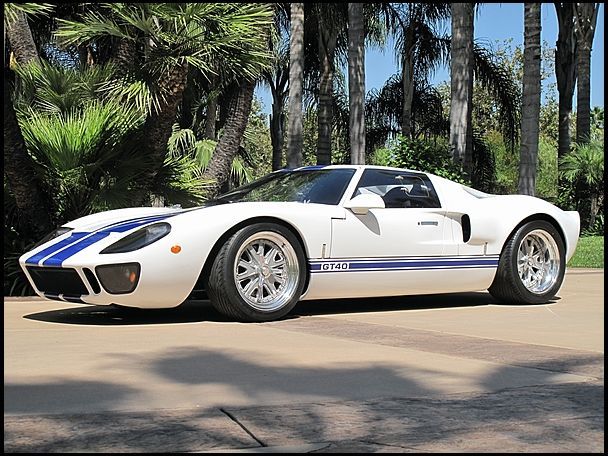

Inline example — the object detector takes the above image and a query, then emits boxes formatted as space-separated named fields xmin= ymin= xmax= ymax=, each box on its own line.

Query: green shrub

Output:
xmin=373 ymin=136 xmax=470 ymax=184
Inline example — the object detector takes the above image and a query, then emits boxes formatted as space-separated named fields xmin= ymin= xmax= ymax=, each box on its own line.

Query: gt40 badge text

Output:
xmin=321 ymin=262 xmax=350 ymax=271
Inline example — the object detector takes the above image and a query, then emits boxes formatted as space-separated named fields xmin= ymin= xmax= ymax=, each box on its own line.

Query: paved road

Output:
xmin=4 ymin=269 xmax=603 ymax=452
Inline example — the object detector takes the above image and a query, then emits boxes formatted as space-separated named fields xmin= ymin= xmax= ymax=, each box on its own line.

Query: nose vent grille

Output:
xmin=83 ymin=268 xmax=101 ymax=294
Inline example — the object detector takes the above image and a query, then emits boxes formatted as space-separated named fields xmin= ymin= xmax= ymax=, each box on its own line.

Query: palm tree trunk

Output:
xmin=202 ymin=79 xmax=255 ymax=198
xmin=270 ymin=88 xmax=286 ymax=170
xmin=5 ymin=10 xmax=39 ymax=64
xmin=554 ymin=3 xmax=577 ymax=159
xmin=287 ymin=3 xmax=304 ymax=169
xmin=348 ymin=2 xmax=365 ymax=165
xmin=573 ymin=3 xmax=599 ymax=144
xmin=5 ymin=11 xmax=52 ymax=237
xmin=204 ymin=74 xmax=219 ymax=140
xmin=401 ymin=27 xmax=415 ymax=138
xmin=518 ymin=3 xmax=541 ymax=196
xmin=4 ymin=72 xmax=52 ymax=237
xmin=316 ymin=15 xmax=338 ymax=165
xmin=575 ymin=45 xmax=592 ymax=143
xmin=111 ymin=39 xmax=136 ymax=78
xmin=449 ymin=3 xmax=474 ymax=178
xmin=205 ymin=96 xmax=218 ymax=140
xmin=143 ymin=63 xmax=189 ymax=171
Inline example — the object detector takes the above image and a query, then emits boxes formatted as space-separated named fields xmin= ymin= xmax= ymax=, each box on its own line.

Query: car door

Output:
xmin=310 ymin=169 xmax=454 ymax=299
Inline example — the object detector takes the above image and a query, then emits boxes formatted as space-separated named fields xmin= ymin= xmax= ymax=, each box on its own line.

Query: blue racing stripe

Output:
xmin=25 ymin=232 xmax=89 ymax=265
xmin=310 ymin=256 xmax=499 ymax=273
xmin=42 ymin=232 xmax=112 ymax=266
xmin=99 ymin=214 xmax=173 ymax=233
xmin=34 ymin=213 xmax=177 ymax=266
xmin=25 ymin=213 xmax=176 ymax=266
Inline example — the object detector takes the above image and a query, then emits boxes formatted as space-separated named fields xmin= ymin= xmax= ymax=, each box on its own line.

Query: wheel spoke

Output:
xmin=242 ymin=279 xmax=258 ymax=299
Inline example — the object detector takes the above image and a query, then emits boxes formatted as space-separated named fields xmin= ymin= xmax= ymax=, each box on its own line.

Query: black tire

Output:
xmin=489 ymin=220 xmax=565 ymax=304
xmin=207 ymin=223 xmax=306 ymax=322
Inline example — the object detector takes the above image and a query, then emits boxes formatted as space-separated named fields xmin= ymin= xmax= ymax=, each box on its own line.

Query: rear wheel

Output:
xmin=207 ymin=223 xmax=306 ymax=322
xmin=489 ymin=220 xmax=565 ymax=304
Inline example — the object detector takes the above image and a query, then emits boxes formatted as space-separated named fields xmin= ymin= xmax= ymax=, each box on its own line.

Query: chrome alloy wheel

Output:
xmin=516 ymin=229 xmax=560 ymax=294
xmin=233 ymin=231 xmax=300 ymax=312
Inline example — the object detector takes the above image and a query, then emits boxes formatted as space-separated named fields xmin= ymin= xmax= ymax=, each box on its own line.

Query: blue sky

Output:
xmin=255 ymin=3 xmax=604 ymax=114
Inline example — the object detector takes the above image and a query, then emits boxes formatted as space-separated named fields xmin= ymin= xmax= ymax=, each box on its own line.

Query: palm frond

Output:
xmin=4 ymin=3 xmax=54 ymax=25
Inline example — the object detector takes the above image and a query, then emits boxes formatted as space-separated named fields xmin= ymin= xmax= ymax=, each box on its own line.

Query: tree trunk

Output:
xmin=401 ymin=27 xmax=415 ymax=138
xmin=111 ymin=39 xmax=136 ymax=78
xmin=449 ymin=3 xmax=474 ymax=178
xmin=575 ymin=45 xmax=592 ymax=143
xmin=5 ymin=11 xmax=53 ymax=237
xmin=270 ymin=89 xmax=286 ymax=170
xmin=316 ymin=15 xmax=338 ymax=165
xmin=287 ymin=3 xmax=304 ymax=169
xmin=202 ymin=79 xmax=255 ymax=198
xmin=573 ymin=3 xmax=599 ymax=145
xmin=4 ymin=72 xmax=53 ymax=237
xmin=348 ymin=2 xmax=365 ymax=165
xmin=205 ymin=95 xmax=218 ymax=140
xmin=5 ymin=10 xmax=39 ymax=64
xmin=554 ymin=3 xmax=577 ymax=158
xmin=143 ymin=63 xmax=189 ymax=171
xmin=518 ymin=3 xmax=541 ymax=196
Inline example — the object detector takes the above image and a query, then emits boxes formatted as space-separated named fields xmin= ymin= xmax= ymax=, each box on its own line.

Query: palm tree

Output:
xmin=554 ymin=3 xmax=578 ymax=159
xmin=366 ymin=42 xmax=521 ymax=154
xmin=4 ymin=3 xmax=54 ymax=238
xmin=518 ymin=3 xmax=542 ymax=196
xmin=348 ymin=2 xmax=365 ymax=165
xmin=15 ymin=61 xmax=209 ymax=215
xmin=287 ymin=3 xmax=304 ymax=168
xmin=56 ymin=3 xmax=273 ymax=189
xmin=573 ymin=3 xmax=600 ymax=144
xmin=390 ymin=4 xmax=450 ymax=137
xmin=449 ymin=3 xmax=474 ymax=177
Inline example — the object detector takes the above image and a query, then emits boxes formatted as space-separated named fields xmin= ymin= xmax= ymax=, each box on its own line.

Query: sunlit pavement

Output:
xmin=4 ymin=269 xmax=603 ymax=452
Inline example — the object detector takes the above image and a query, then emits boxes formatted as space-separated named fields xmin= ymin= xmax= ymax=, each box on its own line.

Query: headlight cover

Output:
xmin=101 ymin=222 xmax=171 ymax=254
xmin=96 ymin=263 xmax=140 ymax=294
xmin=33 ymin=227 xmax=73 ymax=249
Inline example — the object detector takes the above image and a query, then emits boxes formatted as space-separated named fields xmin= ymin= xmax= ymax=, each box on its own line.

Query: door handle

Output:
xmin=418 ymin=221 xmax=439 ymax=226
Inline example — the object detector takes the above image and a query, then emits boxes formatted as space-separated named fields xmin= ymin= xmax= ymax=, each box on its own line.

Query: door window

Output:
xmin=352 ymin=169 xmax=441 ymax=209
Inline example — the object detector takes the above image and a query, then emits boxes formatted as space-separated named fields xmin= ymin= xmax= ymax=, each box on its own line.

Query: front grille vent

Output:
xmin=27 ymin=267 xmax=88 ymax=296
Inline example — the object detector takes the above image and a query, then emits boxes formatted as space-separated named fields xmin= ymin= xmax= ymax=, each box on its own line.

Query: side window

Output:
xmin=352 ymin=169 xmax=441 ymax=208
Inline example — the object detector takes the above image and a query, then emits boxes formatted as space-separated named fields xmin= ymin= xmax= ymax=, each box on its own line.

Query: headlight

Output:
xmin=100 ymin=222 xmax=171 ymax=254
xmin=33 ymin=227 xmax=73 ymax=249
xmin=96 ymin=263 xmax=140 ymax=294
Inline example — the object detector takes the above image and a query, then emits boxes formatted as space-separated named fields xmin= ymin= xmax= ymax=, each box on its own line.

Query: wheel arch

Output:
xmin=500 ymin=213 xmax=567 ymax=257
xmin=193 ymin=216 xmax=311 ymax=296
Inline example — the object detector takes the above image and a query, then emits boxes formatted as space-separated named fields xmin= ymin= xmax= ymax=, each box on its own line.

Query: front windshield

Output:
xmin=210 ymin=168 xmax=356 ymax=205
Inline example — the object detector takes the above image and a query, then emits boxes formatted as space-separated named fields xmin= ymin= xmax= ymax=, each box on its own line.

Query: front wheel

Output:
xmin=489 ymin=220 xmax=565 ymax=304
xmin=207 ymin=223 xmax=306 ymax=322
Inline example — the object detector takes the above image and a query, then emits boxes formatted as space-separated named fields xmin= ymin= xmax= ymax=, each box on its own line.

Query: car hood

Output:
xmin=63 ymin=207 xmax=188 ymax=233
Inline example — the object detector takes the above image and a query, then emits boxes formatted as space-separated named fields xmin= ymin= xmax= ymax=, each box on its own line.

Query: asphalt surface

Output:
xmin=4 ymin=268 xmax=604 ymax=452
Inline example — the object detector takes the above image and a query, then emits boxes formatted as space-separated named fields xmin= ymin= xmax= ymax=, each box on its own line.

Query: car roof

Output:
xmin=289 ymin=164 xmax=429 ymax=175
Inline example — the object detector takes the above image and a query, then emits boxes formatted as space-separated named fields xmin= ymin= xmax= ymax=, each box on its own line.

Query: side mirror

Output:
xmin=344 ymin=193 xmax=385 ymax=215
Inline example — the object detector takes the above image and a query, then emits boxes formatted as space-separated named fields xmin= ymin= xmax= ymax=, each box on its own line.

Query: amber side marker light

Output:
xmin=171 ymin=245 xmax=182 ymax=254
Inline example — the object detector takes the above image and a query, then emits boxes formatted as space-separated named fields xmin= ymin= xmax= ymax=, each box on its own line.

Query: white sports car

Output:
xmin=20 ymin=165 xmax=580 ymax=322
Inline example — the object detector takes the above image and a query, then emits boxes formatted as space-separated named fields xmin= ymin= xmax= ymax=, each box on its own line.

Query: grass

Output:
xmin=567 ymin=236 xmax=604 ymax=268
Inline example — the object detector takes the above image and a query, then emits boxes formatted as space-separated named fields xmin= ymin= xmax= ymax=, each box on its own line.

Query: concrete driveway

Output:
xmin=4 ymin=268 xmax=603 ymax=452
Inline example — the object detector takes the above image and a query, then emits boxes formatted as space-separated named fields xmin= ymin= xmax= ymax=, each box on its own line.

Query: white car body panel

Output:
xmin=19 ymin=165 xmax=580 ymax=310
